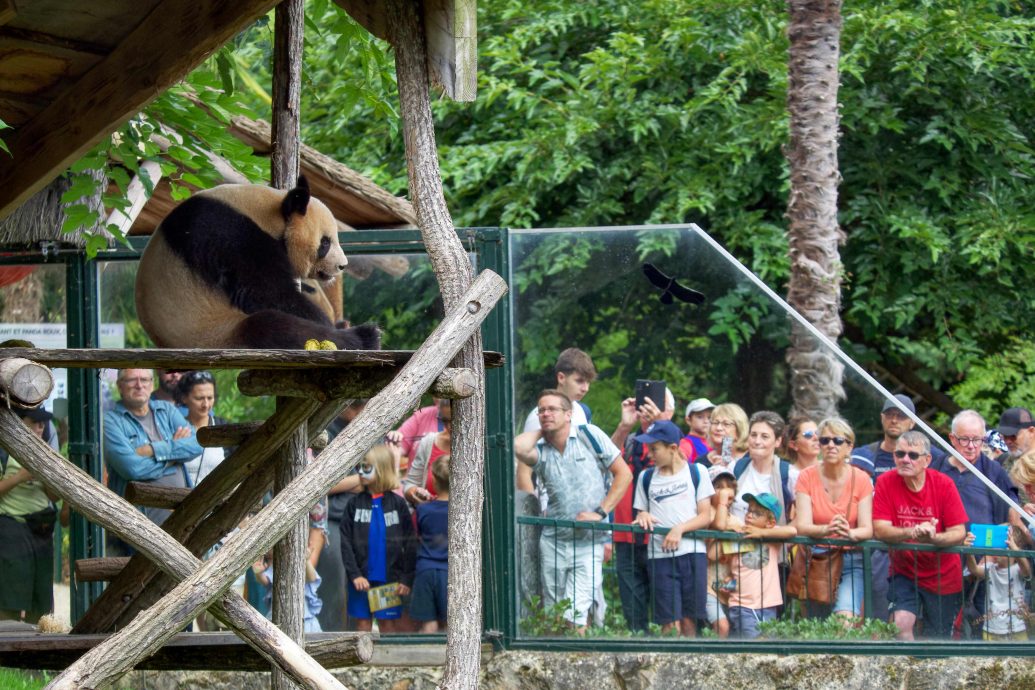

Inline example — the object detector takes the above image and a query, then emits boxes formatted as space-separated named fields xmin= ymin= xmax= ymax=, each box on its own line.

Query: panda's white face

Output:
xmin=313 ymin=233 xmax=347 ymax=283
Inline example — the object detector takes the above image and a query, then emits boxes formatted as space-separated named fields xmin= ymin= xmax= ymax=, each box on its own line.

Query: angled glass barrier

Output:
xmin=508 ymin=224 xmax=1031 ymax=646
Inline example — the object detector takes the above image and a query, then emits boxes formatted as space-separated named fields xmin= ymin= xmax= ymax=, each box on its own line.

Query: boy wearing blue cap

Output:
xmin=725 ymin=492 xmax=792 ymax=638
xmin=632 ymin=420 xmax=715 ymax=636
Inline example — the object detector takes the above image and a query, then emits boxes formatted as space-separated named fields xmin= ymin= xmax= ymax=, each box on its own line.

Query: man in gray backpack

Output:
xmin=515 ymin=389 xmax=631 ymax=631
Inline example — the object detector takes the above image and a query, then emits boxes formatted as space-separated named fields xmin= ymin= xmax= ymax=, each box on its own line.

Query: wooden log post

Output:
xmin=48 ymin=270 xmax=506 ymax=690
xmin=387 ymin=1 xmax=487 ymax=687
xmin=272 ymin=399 xmax=308 ymax=690
xmin=0 ymin=408 xmax=347 ymax=690
xmin=271 ymin=1 xmax=305 ymax=681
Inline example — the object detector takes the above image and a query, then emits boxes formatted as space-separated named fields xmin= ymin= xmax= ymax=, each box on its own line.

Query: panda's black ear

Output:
xmin=282 ymin=177 xmax=312 ymax=219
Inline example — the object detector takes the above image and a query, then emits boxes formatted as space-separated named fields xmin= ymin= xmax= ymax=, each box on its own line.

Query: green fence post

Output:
xmin=66 ymin=253 xmax=105 ymax=621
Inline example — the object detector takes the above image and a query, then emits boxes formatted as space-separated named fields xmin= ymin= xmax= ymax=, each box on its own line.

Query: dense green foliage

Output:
xmin=64 ymin=0 xmax=1035 ymax=424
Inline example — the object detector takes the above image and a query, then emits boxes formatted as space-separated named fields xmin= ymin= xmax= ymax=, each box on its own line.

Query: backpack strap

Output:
xmin=733 ymin=455 xmax=750 ymax=478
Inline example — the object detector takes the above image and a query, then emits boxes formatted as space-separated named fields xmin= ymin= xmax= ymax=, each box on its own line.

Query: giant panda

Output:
xmin=135 ymin=176 xmax=380 ymax=350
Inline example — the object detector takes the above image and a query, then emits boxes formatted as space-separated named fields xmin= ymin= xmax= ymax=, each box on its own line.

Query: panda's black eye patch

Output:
xmin=318 ymin=236 xmax=331 ymax=259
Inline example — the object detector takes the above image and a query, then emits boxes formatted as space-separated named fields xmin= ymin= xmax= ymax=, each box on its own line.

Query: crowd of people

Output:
xmin=4 ymin=352 xmax=1035 ymax=644
xmin=515 ymin=350 xmax=1035 ymax=641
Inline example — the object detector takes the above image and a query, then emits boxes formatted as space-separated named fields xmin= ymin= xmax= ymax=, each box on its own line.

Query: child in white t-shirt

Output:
xmin=631 ymin=421 xmax=714 ymax=637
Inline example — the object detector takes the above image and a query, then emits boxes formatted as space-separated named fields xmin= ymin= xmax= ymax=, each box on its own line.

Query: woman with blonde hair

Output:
xmin=706 ymin=403 xmax=749 ymax=467
xmin=794 ymin=417 xmax=873 ymax=618
xmin=340 ymin=444 xmax=415 ymax=632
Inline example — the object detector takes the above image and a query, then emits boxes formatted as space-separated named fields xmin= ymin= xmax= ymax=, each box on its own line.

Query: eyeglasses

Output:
xmin=800 ymin=430 xmax=817 ymax=440
xmin=182 ymin=371 xmax=215 ymax=385
xmin=952 ymin=435 xmax=983 ymax=447
xmin=712 ymin=419 xmax=735 ymax=429
xmin=819 ymin=436 xmax=848 ymax=446
xmin=119 ymin=376 xmax=152 ymax=386
xmin=894 ymin=450 xmax=925 ymax=461
xmin=538 ymin=406 xmax=568 ymax=415
xmin=358 ymin=463 xmax=374 ymax=474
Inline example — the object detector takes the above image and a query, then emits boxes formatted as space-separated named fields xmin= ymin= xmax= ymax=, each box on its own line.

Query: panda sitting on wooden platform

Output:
xmin=135 ymin=176 xmax=380 ymax=350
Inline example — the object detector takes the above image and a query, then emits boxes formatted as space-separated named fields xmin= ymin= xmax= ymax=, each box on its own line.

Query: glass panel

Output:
xmin=509 ymin=225 xmax=1030 ymax=644
xmin=0 ymin=263 xmax=69 ymax=627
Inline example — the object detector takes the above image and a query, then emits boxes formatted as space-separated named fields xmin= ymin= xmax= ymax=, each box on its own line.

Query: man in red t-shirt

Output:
xmin=874 ymin=430 xmax=968 ymax=640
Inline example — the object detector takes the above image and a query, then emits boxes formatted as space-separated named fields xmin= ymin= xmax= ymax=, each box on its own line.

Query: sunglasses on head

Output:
xmin=893 ymin=449 xmax=924 ymax=460
xmin=819 ymin=436 xmax=848 ymax=446
xmin=183 ymin=370 xmax=215 ymax=385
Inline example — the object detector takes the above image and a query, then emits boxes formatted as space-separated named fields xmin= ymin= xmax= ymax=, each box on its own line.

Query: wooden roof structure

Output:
xmin=0 ymin=0 xmax=474 ymax=228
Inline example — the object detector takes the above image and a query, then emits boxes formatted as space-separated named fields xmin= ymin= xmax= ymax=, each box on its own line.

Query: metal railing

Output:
xmin=516 ymin=515 xmax=1035 ymax=649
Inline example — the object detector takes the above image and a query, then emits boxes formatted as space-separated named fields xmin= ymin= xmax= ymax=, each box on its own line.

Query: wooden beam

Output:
xmin=333 ymin=0 xmax=476 ymax=102
xmin=0 ymin=632 xmax=375 ymax=671
xmin=237 ymin=365 xmax=477 ymax=401
xmin=0 ymin=347 xmax=504 ymax=370
xmin=74 ymin=557 xmax=129 ymax=583
xmin=0 ymin=26 xmax=108 ymax=56
xmin=124 ymin=481 xmax=190 ymax=509
xmin=0 ymin=0 xmax=282 ymax=220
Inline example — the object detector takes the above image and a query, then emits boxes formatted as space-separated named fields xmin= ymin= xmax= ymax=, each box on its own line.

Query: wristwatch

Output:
xmin=593 ymin=507 xmax=608 ymax=519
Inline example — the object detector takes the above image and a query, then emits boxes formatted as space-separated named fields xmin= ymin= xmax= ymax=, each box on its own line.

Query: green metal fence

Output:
xmin=515 ymin=515 xmax=1035 ymax=655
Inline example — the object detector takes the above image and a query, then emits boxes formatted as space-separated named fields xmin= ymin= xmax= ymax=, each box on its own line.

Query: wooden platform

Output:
xmin=0 ymin=348 xmax=504 ymax=370
xmin=0 ymin=631 xmax=375 ymax=671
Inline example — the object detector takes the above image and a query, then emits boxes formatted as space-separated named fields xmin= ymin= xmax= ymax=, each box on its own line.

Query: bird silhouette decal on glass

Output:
xmin=642 ymin=263 xmax=705 ymax=305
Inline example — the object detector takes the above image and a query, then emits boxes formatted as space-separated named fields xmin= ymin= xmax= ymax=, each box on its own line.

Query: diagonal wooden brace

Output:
xmin=48 ymin=268 xmax=507 ymax=689
xmin=73 ymin=396 xmax=323 ymax=633
xmin=0 ymin=410 xmax=349 ymax=690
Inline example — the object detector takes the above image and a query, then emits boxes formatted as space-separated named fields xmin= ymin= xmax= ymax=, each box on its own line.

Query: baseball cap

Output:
xmin=19 ymin=406 xmax=53 ymax=424
xmin=685 ymin=398 xmax=715 ymax=417
xmin=634 ymin=420 xmax=683 ymax=446
xmin=881 ymin=394 xmax=915 ymax=415
xmin=709 ymin=465 xmax=735 ymax=483
xmin=998 ymin=407 xmax=1034 ymax=436
xmin=743 ymin=492 xmax=781 ymax=522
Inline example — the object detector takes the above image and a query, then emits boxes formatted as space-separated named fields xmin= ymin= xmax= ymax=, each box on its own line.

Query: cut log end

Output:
xmin=0 ymin=357 xmax=54 ymax=406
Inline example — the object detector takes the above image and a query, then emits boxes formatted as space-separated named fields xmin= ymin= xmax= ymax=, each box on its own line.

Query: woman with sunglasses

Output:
xmin=402 ymin=399 xmax=452 ymax=505
xmin=176 ymin=371 xmax=229 ymax=487
xmin=784 ymin=417 xmax=821 ymax=472
xmin=793 ymin=417 xmax=874 ymax=618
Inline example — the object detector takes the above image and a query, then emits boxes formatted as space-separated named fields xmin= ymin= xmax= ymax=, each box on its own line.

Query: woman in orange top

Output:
xmin=793 ymin=417 xmax=873 ymax=618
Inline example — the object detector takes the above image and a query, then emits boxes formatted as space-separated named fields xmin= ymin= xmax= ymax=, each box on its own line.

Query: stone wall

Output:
xmin=114 ymin=650 xmax=1035 ymax=689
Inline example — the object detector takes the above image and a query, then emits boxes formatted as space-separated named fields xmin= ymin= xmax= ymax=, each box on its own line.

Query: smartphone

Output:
xmin=721 ymin=436 xmax=733 ymax=465
xmin=634 ymin=379 xmax=666 ymax=410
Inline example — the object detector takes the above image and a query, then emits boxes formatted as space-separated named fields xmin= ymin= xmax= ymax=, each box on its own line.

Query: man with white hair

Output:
xmin=931 ymin=409 xmax=1020 ymax=529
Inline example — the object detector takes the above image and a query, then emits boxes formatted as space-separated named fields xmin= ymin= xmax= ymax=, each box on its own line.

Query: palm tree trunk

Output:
xmin=785 ymin=0 xmax=845 ymax=421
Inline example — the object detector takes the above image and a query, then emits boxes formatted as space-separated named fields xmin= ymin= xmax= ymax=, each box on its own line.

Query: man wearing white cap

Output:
xmin=680 ymin=398 xmax=714 ymax=463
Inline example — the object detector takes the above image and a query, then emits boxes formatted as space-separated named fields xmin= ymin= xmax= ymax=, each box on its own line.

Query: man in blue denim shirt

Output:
xmin=104 ymin=369 xmax=202 ymax=550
